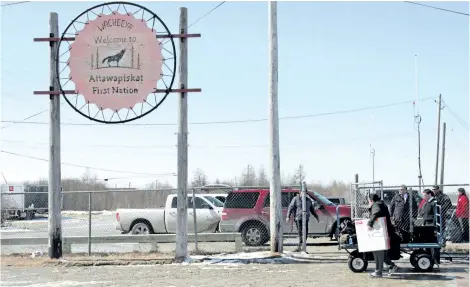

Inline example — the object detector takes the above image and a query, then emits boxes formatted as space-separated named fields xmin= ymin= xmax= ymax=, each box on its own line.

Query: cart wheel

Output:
xmin=348 ymin=255 xmax=368 ymax=273
xmin=409 ymin=250 xmax=422 ymax=268
xmin=415 ymin=253 xmax=434 ymax=272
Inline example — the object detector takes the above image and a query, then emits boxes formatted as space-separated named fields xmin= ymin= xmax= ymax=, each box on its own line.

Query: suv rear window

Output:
xmin=225 ymin=192 xmax=260 ymax=209
xmin=263 ymin=192 xmax=297 ymax=208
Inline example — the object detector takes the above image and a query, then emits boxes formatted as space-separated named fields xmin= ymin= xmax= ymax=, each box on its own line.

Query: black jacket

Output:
xmin=435 ymin=192 xmax=453 ymax=217
xmin=422 ymin=197 xmax=437 ymax=226
xmin=389 ymin=192 xmax=418 ymax=230
xmin=369 ymin=201 xmax=401 ymax=260
xmin=287 ymin=195 xmax=319 ymax=222
xmin=368 ymin=200 xmax=394 ymax=239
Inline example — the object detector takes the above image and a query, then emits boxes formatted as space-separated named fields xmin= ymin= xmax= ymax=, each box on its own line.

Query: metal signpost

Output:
xmin=301 ymin=181 xmax=307 ymax=253
xmin=33 ymin=2 xmax=201 ymax=259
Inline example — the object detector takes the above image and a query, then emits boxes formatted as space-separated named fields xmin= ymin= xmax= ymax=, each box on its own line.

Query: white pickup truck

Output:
xmin=116 ymin=194 xmax=224 ymax=235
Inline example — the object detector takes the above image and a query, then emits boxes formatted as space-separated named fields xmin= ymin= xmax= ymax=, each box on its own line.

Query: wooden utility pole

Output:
xmin=175 ymin=7 xmax=189 ymax=260
xmin=439 ymin=122 xmax=446 ymax=191
xmin=434 ymin=94 xmax=442 ymax=185
xmin=268 ymin=1 xmax=283 ymax=254
xmin=48 ymin=12 xmax=62 ymax=259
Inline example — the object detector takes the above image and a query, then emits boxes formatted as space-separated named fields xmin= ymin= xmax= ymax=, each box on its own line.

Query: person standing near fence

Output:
xmin=432 ymin=185 xmax=452 ymax=237
xmin=389 ymin=185 xmax=417 ymax=239
xmin=456 ymin=188 xmax=469 ymax=242
xmin=367 ymin=193 xmax=398 ymax=278
xmin=286 ymin=189 xmax=319 ymax=252
xmin=421 ymin=189 xmax=440 ymax=267
xmin=418 ymin=192 xmax=427 ymax=217
xmin=422 ymin=189 xmax=436 ymax=226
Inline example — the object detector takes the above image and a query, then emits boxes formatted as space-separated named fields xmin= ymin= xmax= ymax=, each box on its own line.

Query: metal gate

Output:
xmin=350 ymin=181 xmax=384 ymax=221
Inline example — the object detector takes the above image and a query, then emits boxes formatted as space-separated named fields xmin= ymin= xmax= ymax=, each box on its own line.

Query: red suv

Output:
xmin=219 ymin=188 xmax=351 ymax=246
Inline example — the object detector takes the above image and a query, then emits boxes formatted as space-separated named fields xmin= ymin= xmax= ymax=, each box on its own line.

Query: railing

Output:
xmin=1 ymin=233 xmax=243 ymax=254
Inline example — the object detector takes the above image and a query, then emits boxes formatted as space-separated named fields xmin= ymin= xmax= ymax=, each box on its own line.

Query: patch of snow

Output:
xmin=0 ymin=227 xmax=30 ymax=232
xmin=31 ymin=251 xmax=44 ymax=258
xmin=182 ymin=251 xmax=300 ymax=265
xmin=0 ymin=281 xmax=34 ymax=286
xmin=61 ymin=210 xmax=115 ymax=216
xmin=21 ymin=281 xmax=112 ymax=287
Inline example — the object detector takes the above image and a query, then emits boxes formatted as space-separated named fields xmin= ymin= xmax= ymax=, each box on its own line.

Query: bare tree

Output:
xmin=144 ymin=180 xmax=174 ymax=190
xmin=257 ymin=166 xmax=269 ymax=186
xmin=288 ymin=164 xmax=306 ymax=186
xmin=307 ymin=180 xmax=348 ymax=198
xmin=191 ymin=168 xmax=208 ymax=187
xmin=24 ymin=178 xmax=48 ymax=185
xmin=240 ymin=164 xmax=257 ymax=186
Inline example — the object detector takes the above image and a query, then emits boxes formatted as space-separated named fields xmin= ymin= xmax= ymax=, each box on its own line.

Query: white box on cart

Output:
xmin=355 ymin=217 xmax=390 ymax=253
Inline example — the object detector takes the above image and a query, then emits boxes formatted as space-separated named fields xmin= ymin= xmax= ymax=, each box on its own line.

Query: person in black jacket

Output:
xmin=421 ymin=189 xmax=440 ymax=267
xmin=368 ymin=194 xmax=398 ymax=278
xmin=389 ymin=185 xmax=418 ymax=235
xmin=432 ymin=185 xmax=452 ymax=237
xmin=422 ymin=189 xmax=437 ymax=226
xmin=286 ymin=190 xmax=319 ymax=252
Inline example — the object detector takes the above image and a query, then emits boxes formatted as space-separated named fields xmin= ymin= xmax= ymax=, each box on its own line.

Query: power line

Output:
xmin=404 ymin=1 xmax=469 ymax=17
xmin=1 ymin=110 xmax=48 ymax=130
xmin=0 ymin=1 xmax=30 ymax=7
xmin=1 ymin=96 xmax=77 ymax=130
xmin=189 ymin=1 xmax=226 ymax=28
xmin=0 ymin=150 xmax=176 ymax=176
xmin=441 ymin=99 xmax=469 ymax=131
xmin=0 ymin=98 xmax=433 ymax=127
xmin=0 ymin=130 xmax=435 ymax=150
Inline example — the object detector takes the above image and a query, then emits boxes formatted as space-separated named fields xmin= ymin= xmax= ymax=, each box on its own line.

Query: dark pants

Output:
xmin=423 ymin=221 xmax=441 ymax=265
xmin=295 ymin=219 xmax=309 ymax=246
xmin=372 ymin=250 xmax=395 ymax=276
xmin=459 ymin=218 xmax=469 ymax=242
xmin=428 ymin=248 xmax=441 ymax=265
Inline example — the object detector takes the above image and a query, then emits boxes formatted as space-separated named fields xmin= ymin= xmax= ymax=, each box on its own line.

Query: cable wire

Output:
xmin=0 ymin=130 xmax=434 ymax=150
xmin=441 ymin=99 xmax=469 ymax=131
xmin=1 ymin=96 xmax=77 ymax=130
xmin=1 ymin=98 xmax=433 ymax=127
xmin=404 ymin=1 xmax=469 ymax=17
xmin=0 ymin=1 xmax=30 ymax=7
xmin=1 ymin=110 xmax=48 ymax=130
xmin=0 ymin=150 xmax=176 ymax=176
xmin=189 ymin=1 xmax=226 ymax=28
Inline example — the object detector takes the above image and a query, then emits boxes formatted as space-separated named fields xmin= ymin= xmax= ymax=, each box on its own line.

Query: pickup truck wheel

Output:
xmin=131 ymin=222 xmax=151 ymax=235
xmin=241 ymin=224 xmax=267 ymax=246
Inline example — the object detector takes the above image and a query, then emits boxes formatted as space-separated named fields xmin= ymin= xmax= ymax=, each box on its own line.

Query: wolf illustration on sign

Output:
xmin=102 ymin=49 xmax=126 ymax=67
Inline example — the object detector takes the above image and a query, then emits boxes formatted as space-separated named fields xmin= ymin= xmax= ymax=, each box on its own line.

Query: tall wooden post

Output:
xmin=175 ymin=7 xmax=189 ymax=260
xmin=268 ymin=1 xmax=283 ymax=253
xmin=48 ymin=12 xmax=62 ymax=259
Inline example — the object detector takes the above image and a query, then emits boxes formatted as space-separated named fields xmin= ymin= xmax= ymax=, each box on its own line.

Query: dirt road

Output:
xmin=1 ymin=261 xmax=468 ymax=287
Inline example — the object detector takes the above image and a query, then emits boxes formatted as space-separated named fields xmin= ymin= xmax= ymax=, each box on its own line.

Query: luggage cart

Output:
xmin=335 ymin=181 xmax=443 ymax=273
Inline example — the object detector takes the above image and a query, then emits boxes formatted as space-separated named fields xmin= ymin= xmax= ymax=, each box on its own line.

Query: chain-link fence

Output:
xmin=347 ymin=182 xmax=469 ymax=247
xmin=211 ymin=184 xmax=349 ymax=252
xmin=1 ymin=184 xmax=351 ymax=256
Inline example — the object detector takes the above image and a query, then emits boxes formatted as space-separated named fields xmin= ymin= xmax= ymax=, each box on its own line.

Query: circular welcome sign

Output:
xmin=56 ymin=2 xmax=176 ymax=124
xmin=69 ymin=12 xmax=162 ymax=111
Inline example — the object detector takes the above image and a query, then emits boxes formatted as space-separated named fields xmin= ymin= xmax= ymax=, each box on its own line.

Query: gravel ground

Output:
xmin=1 ymin=261 xmax=468 ymax=287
